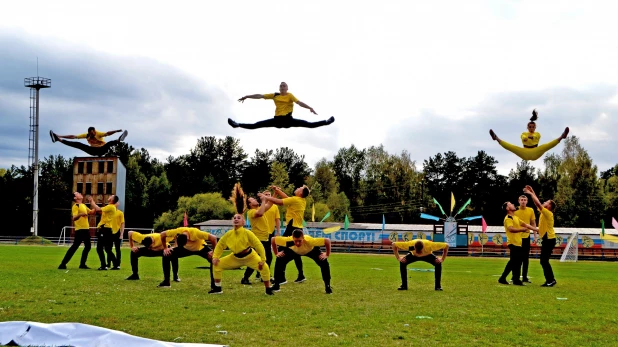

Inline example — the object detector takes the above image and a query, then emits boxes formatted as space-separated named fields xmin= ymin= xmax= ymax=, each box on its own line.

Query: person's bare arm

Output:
xmin=104 ymin=129 xmax=122 ymax=136
xmin=524 ymin=186 xmax=543 ymax=211
xmin=255 ymin=200 xmax=273 ymax=218
xmin=238 ymin=94 xmax=265 ymax=102
xmin=295 ymin=100 xmax=317 ymax=115
xmin=271 ymin=186 xmax=290 ymax=199
xmin=261 ymin=195 xmax=284 ymax=206
xmin=392 ymin=243 xmax=405 ymax=263
xmin=208 ymin=234 xmax=218 ymax=249
xmin=437 ymin=245 xmax=449 ymax=263
xmin=319 ymin=239 xmax=331 ymax=260
xmin=275 ymin=217 xmax=281 ymax=235
xmin=88 ymin=197 xmax=101 ymax=211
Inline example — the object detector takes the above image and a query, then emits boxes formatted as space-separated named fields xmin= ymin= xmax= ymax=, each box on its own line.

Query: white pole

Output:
xmin=32 ymin=87 xmax=40 ymax=237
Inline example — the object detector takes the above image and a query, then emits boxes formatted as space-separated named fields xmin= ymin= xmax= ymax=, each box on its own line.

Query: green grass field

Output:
xmin=1 ymin=245 xmax=617 ymax=347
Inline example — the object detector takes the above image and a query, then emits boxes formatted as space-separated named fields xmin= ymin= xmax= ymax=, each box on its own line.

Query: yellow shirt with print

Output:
xmin=393 ymin=239 xmax=448 ymax=257
xmin=72 ymin=203 xmax=91 ymax=231
xmin=274 ymin=235 xmax=326 ymax=256
xmin=97 ymin=204 xmax=116 ymax=228
xmin=264 ymin=204 xmax=280 ymax=235
xmin=264 ymin=93 xmax=299 ymax=116
xmin=520 ymin=132 xmax=541 ymax=147
xmin=76 ymin=130 xmax=107 ymax=147
xmin=165 ymin=227 xmax=211 ymax=251
xmin=131 ymin=232 xmax=171 ymax=251
xmin=538 ymin=208 xmax=556 ymax=239
xmin=111 ymin=210 xmax=125 ymax=234
xmin=213 ymin=227 xmax=266 ymax=261
xmin=504 ymin=215 xmax=523 ymax=247
xmin=283 ymin=196 xmax=306 ymax=228
xmin=513 ymin=207 xmax=535 ymax=239
xmin=248 ymin=208 xmax=270 ymax=241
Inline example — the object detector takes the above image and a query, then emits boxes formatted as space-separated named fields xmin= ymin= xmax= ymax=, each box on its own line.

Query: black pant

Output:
xmin=108 ymin=232 xmax=122 ymax=267
xmin=59 ymin=139 xmax=120 ymax=156
xmin=274 ymin=247 xmax=330 ymax=286
xmin=500 ymin=244 xmax=524 ymax=283
xmin=131 ymin=247 xmax=177 ymax=277
xmin=540 ymin=235 xmax=556 ymax=283
xmin=96 ymin=227 xmax=117 ymax=268
xmin=521 ymin=238 xmax=531 ymax=279
xmin=163 ymin=246 xmax=214 ymax=289
xmin=60 ymin=229 xmax=91 ymax=266
xmin=243 ymin=240 xmax=273 ymax=280
xmin=279 ymin=220 xmax=303 ymax=279
xmin=399 ymin=253 xmax=442 ymax=288
xmin=238 ymin=114 xmax=331 ymax=129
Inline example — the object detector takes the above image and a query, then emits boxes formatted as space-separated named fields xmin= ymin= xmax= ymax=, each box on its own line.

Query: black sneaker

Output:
xmin=326 ymin=116 xmax=335 ymax=125
xmin=294 ymin=275 xmax=306 ymax=283
xmin=240 ymin=278 xmax=252 ymax=285
xmin=435 ymin=287 xmax=443 ymax=291
xmin=325 ymin=285 xmax=333 ymax=294
xmin=397 ymin=286 xmax=408 ymax=291
xmin=50 ymin=130 xmax=57 ymax=143
xmin=173 ymin=277 xmax=181 ymax=282
xmin=265 ymin=288 xmax=275 ymax=296
xmin=157 ymin=280 xmax=171 ymax=288
xmin=58 ymin=264 xmax=67 ymax=269
xmin=545 ymin=280 xmax=557 ymax=287
xmin=279 ymin=280 xmax=288 ymax=285
xmin=498 ymin=278 xmax=509 ymax=285
xmin=522 ymin=278 xmax=532 ymax=283
xmin=271 ymin=283 xmax=281 ymax=292
xmin=118 ymin=130 xmax=128 ymax=142
xmin=110 ymin=266 xmax=120 ymax=270
xmin=79 ymin=265 xmax=90 ymax=269
xmin=126 ymin=274 xmax=140 ymax=280
xmin=98 ymin=266 xmax=108 ymax=271
xmin=512 ymin=281 xmax=525 ymax=286
xmin=208 ymin=287 xmax=223 ymax=294
xmin=228 ymin=118 xmax=239 ymax=128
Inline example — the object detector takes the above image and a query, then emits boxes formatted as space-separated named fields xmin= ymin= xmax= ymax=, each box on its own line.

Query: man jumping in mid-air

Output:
xmin=228 ymin=82 xmax=334 ymax=129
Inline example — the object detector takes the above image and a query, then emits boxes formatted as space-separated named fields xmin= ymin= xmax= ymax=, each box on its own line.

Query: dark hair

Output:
xmin=112 ymin=195 xmax=119 ymax=204
xmin=502 ymin=202 xmax=509 ymax=212
xmin=547 ymin=200 xmax=556 ymax=212
xmin=414 ymin=240 xmax=424 ymax=253
xmin=292 ymin=229 xmax=304 ymax=238
xmin=142 ymin=237 xmax=153 ymax=248
xmin=528 ymin=109 xmax=538 ymax=125
xmin=176 ymin=234 xmax=188 ymax=247
xmin=88 ymin=126 xmax=95 ymax=132
xmin=302 ymin=187 xmax=310 ymax=198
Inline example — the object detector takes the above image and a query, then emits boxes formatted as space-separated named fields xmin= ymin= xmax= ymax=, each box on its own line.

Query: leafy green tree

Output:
xmin=154 ymin=193 xmax=235 ymax=231
xmin=332 ymin=145 xmax=366 ymax=207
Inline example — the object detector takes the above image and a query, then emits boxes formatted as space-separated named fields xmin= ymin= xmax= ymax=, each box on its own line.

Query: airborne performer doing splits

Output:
xmin=50 ymin=127 xmax=128 ymax=157
xmin=228 ymin=82 xmax=335 ymax=129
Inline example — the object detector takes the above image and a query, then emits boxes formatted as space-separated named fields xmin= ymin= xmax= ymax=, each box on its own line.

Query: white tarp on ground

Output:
xmin=0 ymin=321 xmax=226 ymax=347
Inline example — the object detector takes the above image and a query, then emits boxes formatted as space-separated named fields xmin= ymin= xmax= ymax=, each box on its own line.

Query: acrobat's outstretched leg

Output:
xmin=489 ymin=128 xmax=569 ymax=161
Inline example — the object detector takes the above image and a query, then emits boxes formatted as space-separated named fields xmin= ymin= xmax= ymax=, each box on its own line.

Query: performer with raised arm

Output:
xmin=228 ymin=82 xmax=334 ymax=129
xmin=50 ymin=127 xmax=128 ymax=157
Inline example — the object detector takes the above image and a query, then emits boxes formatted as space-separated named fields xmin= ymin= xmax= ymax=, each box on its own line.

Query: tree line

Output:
xmin=1 ymin=135 xmax=616 ymax=236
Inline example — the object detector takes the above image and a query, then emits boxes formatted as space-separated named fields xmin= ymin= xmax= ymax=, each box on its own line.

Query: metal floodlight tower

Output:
xmin=25 ymin=76 xmax=51 ymax=236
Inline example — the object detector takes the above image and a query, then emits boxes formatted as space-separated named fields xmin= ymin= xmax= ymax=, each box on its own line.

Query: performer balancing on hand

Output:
xmin=489 ymin=109 xmax=569 ymax=161
xmin=228 ymin=81 xmax=335 ymax=129
xmin=50 ymin=127 xmax=128 ymax=157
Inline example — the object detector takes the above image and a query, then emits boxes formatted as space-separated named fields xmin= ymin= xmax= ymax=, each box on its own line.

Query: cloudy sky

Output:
xmin=1 ymin=0 xmax=617 ymax=175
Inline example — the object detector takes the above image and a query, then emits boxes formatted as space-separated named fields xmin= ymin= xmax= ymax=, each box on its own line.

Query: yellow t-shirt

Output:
xmin=283 ymin=196 xmax=306 ymax=228
xmin=274 ymin=235 xmax=326 ymax=256
xmin=264 ymin=204 xmax=280 ymax=235
xmin=111 ymin=210 xmax=125 ymax=234
xmin=538 ymin=208 xmax=556 ymax=239
xmin=213 ymin=227 xmax=266 ymax=261
xmin=520 ymin=132 xmax=541 ymax=147
xmin=504 ymin=215 xmax=523 ymax=247
xmin=131 ymin=232 xmax=170 ymax=251
xmin=248 ymin=208 xmax=270 ymax=241
xmin=97 ymin=204 xmax=116 ymax=228
xmin=72 ymin=203 xmax=91 ymax=231
xmin=393 ymin=239 xmax=448 ymax=257
xmin=165 ymin=227 xmax=211 ymax=251
xmin=76 ymin=130 xmax=107 ymax=147
xmin=513 ymin=207 xmax=535 ymax=239
xmin=264 ymin=93 xmax=299 ymax=116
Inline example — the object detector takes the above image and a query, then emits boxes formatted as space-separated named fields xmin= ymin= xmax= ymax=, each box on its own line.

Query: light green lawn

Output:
xmin=0 ymin=245 xmax=616 ymax=346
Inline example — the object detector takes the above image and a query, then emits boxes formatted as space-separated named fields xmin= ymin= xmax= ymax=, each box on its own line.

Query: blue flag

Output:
xmin=382 ymin=214 xmax=385 ymax=231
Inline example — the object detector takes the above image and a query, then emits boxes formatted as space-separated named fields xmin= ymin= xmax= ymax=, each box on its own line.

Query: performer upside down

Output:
xmin=228 ymin=82 xmax=335 ymax=129
xmin=489 ymin=109 xmax=569 ymax=161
